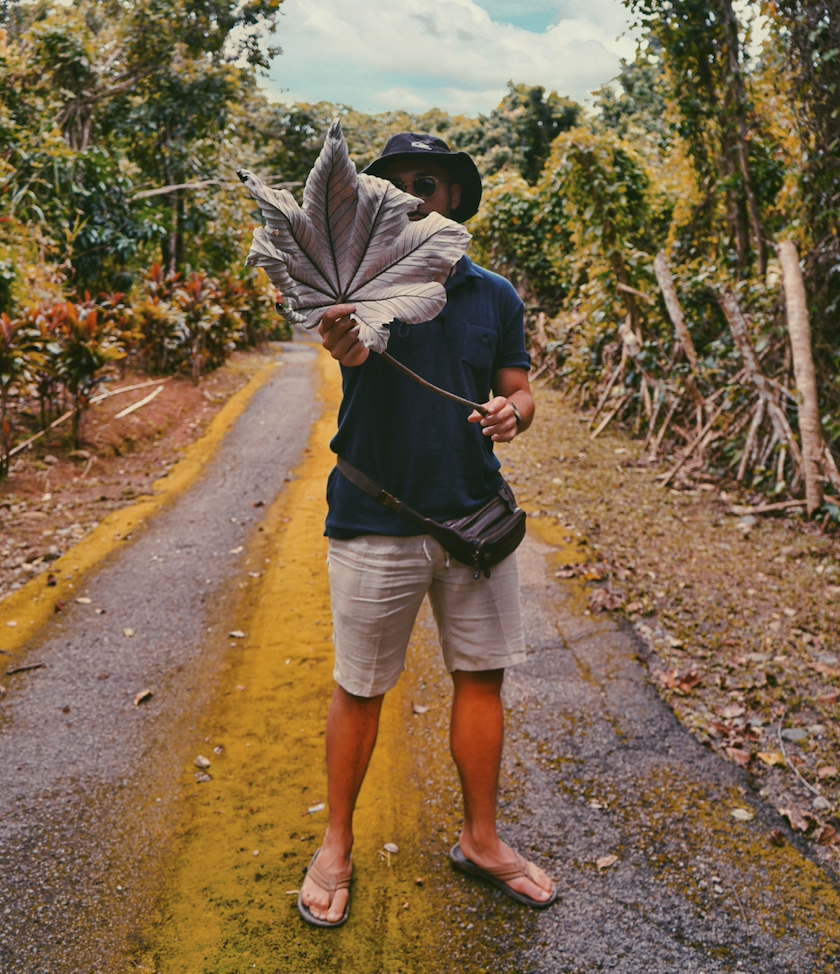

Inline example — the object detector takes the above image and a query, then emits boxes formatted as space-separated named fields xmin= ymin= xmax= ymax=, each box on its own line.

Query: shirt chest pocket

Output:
xmin=461 ymin=326 xmax=497 ymax=372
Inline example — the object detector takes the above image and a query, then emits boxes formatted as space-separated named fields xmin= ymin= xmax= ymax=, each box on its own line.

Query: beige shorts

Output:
xmin=327 ymin=534 xmax=526 ymax=697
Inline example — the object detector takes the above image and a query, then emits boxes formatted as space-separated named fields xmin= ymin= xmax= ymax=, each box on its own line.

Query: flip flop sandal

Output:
xmin=449 ymin=843 xmax=558 ymax=909
xmin=297 ymin=847 xmax=353 ymax=928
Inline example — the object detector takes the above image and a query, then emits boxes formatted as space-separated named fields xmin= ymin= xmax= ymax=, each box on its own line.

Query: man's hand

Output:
xmin=318 ymin=304 xmax=370 ymax=367
xmin=468 ymin=396 xmax=518 ymax=442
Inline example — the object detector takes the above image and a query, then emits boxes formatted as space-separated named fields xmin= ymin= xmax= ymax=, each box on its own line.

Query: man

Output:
xmin=298 ymin=132 xmax=555 ymax=927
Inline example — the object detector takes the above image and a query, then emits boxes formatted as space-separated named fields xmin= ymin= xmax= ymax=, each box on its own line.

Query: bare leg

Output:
xmin=450 ymin=669 xmax=553 ymax=901
xmin=300 ymin=685 xmax=383 ymax=922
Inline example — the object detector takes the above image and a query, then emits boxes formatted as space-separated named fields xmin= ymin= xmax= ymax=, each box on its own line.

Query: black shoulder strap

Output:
xmin=336 ymin=457 xmax=429 ymax=531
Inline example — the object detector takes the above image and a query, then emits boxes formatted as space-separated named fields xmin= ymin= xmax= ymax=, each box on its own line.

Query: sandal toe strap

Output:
xmin=308 ymin=854 xmax=353 ymax=893
xmin=482 ymin=852 xmax=533 ymax=884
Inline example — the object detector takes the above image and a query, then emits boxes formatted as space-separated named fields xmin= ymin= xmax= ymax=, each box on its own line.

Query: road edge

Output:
xmin=0 ymin=351 xmax=285 ymax=659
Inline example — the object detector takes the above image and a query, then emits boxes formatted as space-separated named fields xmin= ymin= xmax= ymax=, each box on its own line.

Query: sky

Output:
xmin=262 ymin=0 xmax=640 ymax=118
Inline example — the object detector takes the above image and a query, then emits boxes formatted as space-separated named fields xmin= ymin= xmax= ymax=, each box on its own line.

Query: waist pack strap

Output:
xmin=335 ymin=457 xmax=466 ymax=552
xmin=336 ymin=457 xmax=427 ymax=528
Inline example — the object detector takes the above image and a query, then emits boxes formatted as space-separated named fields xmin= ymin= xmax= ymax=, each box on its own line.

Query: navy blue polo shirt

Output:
xmin=325 ymin=256 xmax=530 ymax=538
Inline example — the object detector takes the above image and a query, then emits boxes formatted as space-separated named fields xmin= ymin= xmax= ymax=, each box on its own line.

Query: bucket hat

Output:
xmin=362 ymin=132 xmax=482 ymax=223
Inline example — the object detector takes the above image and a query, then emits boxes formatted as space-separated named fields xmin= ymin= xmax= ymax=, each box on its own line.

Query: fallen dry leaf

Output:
xmin=816 ymin=765 xmax=838 ymax=779
xmin=195 ymin=772 xmax=212 ymax=783
xmin=589 ymin=588 xmax=624 ymax=613
xmin=809 ymin=661 xmax=839 ymax=678
xmin=779 ymin=807 xmax=808 ymax=832
xmin=412 ymin=702 xmax=431 ymax=715
xmin=133 ymin=688 xmax=153 ymax=706
xmin=730 ymin=806 xmax=755 ymax=821
xmin=54 ymin=600 xmax=65 ymax=613
xmin=0 ymin=685 xmax=6 ymax=695
xmin=768 ymin=829 xmax=785 ymax=847
xmin=596 ymin=855 xmax=618 ymax=870
xmin=726 ymin=748 xmax=752 ymax=768
xmin=818 ymin=824 xmax=838 ymax=846
xmin=123 ymin=628 xmax=134 ymax=637
xmin=817 ymin=690 xmax=840 ymax=706
xmin=720 ymin=704 xmax=746 ymax=719
xmin=758 ymin=751 xmax=786 ymax=767
xmin=46 ymin=574 xmax=57 ymax=587
xmin=555 ymin=568 xmax=577 ymax=579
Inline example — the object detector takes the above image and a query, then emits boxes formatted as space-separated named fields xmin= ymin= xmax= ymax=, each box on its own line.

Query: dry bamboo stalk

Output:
xmin=641 ymin=375 xmax=653 ymax=420
xmin=654 ymin=251 xmax=699 ymax=371
xmin=823 ymin=446 xmax=840 ymax=493
xmin=616 ymin=280 xmax=654 ymax=304
xmin=658 ymin=402 xmax=726 ymax=487
xmin=737 ymin=399 xmax=765 ymax=481
xmin=730 ymin=499 xmax=805 ymax=515
xmin=618 ymin=312 xmax=641 ymax=358
xmin=652 ymin=395 xmax=680 ymax=456
xmin=777 ymin=240 xmax=824 ymax=515
xmin=776 ymin=446 xmax=787 ymax=485
xmin=591 ymin=396 xmax=629 ymax=440
xmin=719 ymin=289 xmax=803 ymax=470
xmin=644 ymin=385 xmax=665 ymax=447
xmin=590 ymin=364 xmax=623 ymax=427
xmin=113 ymin=384 xmax=164 ymax=419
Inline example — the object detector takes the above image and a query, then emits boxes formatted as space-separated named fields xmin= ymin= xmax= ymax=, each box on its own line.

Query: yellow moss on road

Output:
xmin=0 ymin=356 xmax=282 ymax=660
xmin=140 ymin=350 xmax=436 ymax=974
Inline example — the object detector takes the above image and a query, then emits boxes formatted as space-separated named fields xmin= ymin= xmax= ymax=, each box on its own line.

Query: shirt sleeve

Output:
xmin=495 ymin=285 xmax=531 ymax=371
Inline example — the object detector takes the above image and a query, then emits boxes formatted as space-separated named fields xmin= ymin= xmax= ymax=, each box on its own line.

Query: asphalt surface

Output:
xmin=2 ymin=339 xmax=839 ymax=974
xmin=400 ymin=532 xmax=840 ymax=974
xmin=0 ymin=342 xmax=319 ymax=974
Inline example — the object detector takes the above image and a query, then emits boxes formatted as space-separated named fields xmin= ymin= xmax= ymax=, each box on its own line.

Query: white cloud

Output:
xmin=264 ymin=0 xmax=638 ymax=116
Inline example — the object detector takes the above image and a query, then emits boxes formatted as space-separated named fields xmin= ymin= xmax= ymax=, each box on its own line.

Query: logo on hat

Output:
xmin=410 ymin=141 xmax=433 ymax=149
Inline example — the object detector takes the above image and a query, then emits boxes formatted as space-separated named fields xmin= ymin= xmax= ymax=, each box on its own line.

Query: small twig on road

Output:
xmin=731 ymin=883 xmax=751 ymax=942
xmin=778 ymin=713 xmax=821 ymax=797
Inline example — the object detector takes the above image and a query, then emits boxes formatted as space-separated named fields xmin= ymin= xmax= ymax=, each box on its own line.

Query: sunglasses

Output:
xmin=388 ymin=176 xmax=449 ymax=198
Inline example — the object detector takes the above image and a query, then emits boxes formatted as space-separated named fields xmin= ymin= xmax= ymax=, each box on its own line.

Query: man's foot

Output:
xmin=455 ymin=835 xmax=555 ymax=905
xmin=298 ymin=842 xmax=353 ymax=926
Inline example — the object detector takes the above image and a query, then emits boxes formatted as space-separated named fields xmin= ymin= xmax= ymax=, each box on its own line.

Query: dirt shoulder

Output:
xmin=499 ymin=384 xmax=840 ymax=871
xmin=0 ymin=349 xmax=277 ymax=605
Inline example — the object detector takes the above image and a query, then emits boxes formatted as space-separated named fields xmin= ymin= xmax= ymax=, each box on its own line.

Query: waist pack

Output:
xmin=336 ymin=457 xmax=527 ymax=580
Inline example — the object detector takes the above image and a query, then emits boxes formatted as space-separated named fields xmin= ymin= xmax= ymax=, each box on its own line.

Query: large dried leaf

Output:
xmin=238 ymin=119 xmax=471 ymax=353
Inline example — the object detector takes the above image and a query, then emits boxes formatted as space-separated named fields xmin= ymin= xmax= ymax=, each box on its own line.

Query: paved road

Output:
xmin=0 ymin=342 xmax=319 ymax=974
xmin=2 ymin=339 xmax=839 ymax=974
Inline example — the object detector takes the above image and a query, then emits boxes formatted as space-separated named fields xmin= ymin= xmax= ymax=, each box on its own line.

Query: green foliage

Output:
xmin=53 ymin=299 xmax=125 ymax=447
xmin=451 ymin=82 xmax=581 ymax=184
xmin=0 ymin=310 xmax=38 ymax=473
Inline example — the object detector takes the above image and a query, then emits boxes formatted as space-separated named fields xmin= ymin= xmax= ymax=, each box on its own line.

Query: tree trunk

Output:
xmin=654 ymin=251 xmax=699 ymax=371
xmin=720 ymin=0 xmax=767 ymax=276
xmin=776 ymin=240 xmax=824 ymax=514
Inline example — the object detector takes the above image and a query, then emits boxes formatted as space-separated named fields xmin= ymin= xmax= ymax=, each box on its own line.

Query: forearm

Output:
xmin=503 ymin=387 xmax=535 ymax=434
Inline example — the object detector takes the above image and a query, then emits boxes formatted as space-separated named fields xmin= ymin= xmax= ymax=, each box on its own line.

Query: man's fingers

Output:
xmin=318 ymin=304 xmax=357 ymax=337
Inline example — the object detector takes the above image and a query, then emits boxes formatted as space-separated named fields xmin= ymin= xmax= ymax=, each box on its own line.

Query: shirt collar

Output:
xmin=445 ymin=255 xmax=482 ymax=292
